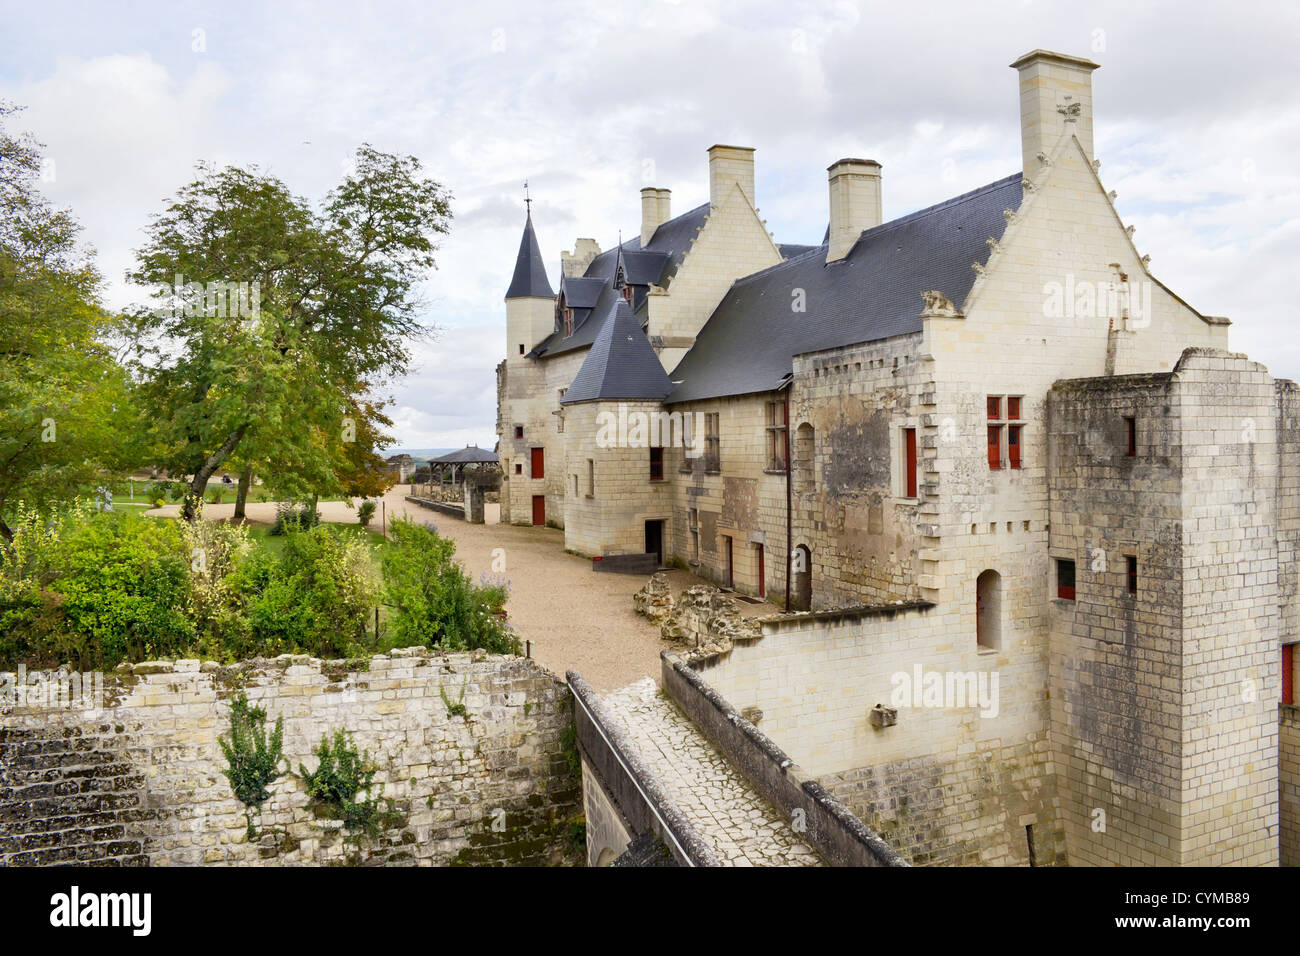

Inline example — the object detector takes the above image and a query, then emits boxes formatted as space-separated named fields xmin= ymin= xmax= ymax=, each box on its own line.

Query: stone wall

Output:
xmin=691 ymin=602 xmax=1063 ymax=865
xmin=1282 ymin=705 xmax=1300 ymax=867
xmin=0 ymin=651 xmax=581 ymax=866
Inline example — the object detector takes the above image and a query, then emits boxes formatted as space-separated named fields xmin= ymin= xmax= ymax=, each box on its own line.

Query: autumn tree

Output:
xmin=126 ymin=146 xmax=450 ymax=520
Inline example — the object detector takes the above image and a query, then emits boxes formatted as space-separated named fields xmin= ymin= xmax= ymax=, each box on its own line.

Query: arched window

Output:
xmin=976 ymin=569 xmax=1002 ymax=651
xmin=794 ymin=423 xmax=815 ymax=494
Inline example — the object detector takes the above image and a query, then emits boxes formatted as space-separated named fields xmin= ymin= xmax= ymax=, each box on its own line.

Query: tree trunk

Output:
xmin=181 ymin=424 xmax=249 ymax=522
xmin=0 ymin=518 xmax=12 ymax=543
xmin=233 ymin=466 xmax=253 ymax=522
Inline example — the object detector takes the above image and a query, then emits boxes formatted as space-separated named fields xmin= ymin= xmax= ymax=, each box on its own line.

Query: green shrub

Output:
xmin=300 ymin=729 xmax=381 ymax=835
xmin=270 ymin=502 xmax=320 ymax=536
xmin=357 ymin=499 xmax=377 ymax=527
xmin=207 ymin=487 xmax=225 ymax=505
xmin=219 ymin=693 xmax=286 ymax=839
xmin=381 ymin=517 xmax=520 ymax=655
xmin=236 ymin=524 xmax=379 ymax=659
xmin=0 ymin=503 xmax=194 ymax=668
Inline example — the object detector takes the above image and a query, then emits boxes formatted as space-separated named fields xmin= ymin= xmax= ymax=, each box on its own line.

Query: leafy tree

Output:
xmin=125 ymin=146 xmax=451 ymax=520
xmin=0 ymin=103 xmax=141 ymax=539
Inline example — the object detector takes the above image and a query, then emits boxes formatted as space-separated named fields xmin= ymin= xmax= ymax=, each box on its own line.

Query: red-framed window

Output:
xmin=563 ymin=308 xmax=574 ymax=337
xmin=904 ymin=428 xmax=918 ymax=497
xmin=987 ymin=395 xmax=1025 ymax=470
xmin=514 ymin=463 xmax=522 ymax=475
xmin=649 ymin=446 xmax=664 ymax=481
xmin=1056 ymin=558 xmax=1076 ymax=601
xmin=514 ymin=425 xmax=524 ymax=439
xmin=530 ymin=447 xmax=545 ymax=479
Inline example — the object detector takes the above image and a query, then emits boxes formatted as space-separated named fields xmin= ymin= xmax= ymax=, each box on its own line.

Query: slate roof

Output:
xmin=666 ymin=172 xmax=1024 ymax=404
xmin=430 ymin=446 xmax=498 ymax=465
xmin=530 ymin=203 xmax=714 ymax=360
xmin=505 ymin=212 xmax=554 ymax=299
xmin=561 ymin=298 xmax=673 ymax=405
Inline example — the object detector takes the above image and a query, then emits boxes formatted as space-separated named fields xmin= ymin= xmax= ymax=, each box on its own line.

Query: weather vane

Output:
xmin=523 ymin=179 xmax=531 ymax=214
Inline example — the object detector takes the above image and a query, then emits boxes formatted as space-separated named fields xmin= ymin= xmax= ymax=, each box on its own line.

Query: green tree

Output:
xmin=125 ymin=146 xmax=451 ymax=520
xmin=0 ymin=103 xmax=141 ymax=539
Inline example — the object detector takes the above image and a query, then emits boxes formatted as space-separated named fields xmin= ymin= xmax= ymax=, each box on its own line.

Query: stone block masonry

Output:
xmin=0 ymin=651 xmax=581 ymax=866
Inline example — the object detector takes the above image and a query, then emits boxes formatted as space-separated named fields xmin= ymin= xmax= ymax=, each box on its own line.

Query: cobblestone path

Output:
xmin=599 ymin=678 xmax=825 ymax=866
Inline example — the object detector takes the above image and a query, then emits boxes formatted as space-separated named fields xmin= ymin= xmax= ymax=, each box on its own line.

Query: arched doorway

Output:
xmin=792 ymin=544 xmax=812 ymax=611
xmin=976 ymin=569 xmax=1001 ymax=650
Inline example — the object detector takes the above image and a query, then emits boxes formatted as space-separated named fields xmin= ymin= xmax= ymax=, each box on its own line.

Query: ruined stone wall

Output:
xmin=692 ymin=603 xmax=1062 ymax=865
xmin=1277 ymin=381 xmax=1300 ymax=644
xmin=0 ymin=651 xmax=581 ymax=867
xmin=789 ymin=332 xmax=931 ymax=607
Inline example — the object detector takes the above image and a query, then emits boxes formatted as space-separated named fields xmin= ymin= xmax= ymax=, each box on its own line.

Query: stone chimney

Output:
xmin=561 ymin=238 xmax=601 ymax=278
xmin=708 ymin=144 xmax=755 ymax=208
xmin=826 ymin=158 xmax=882 ymax=263
xmin=1010 ymin=49 xmax=1100 ymax=180
xmin=640 ymin=188 xmax=671 ymax=246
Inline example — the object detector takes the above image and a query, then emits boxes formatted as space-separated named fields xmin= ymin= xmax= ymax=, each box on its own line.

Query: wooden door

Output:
xmin=530 ymin=447 xmax=544 ymax=479
xmin=531 ymin=495 xmax=545 ymax=526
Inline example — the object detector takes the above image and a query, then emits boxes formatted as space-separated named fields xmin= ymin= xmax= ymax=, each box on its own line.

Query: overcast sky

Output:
xmin=3 ymin=1 xmax=1298 ymax=450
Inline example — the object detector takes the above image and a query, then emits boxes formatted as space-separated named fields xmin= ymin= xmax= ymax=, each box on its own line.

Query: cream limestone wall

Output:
xmin=1046 ymin=352 xmax=1280 ymax=867
xmin=561 ymin=400 xmax=676 ymax=557
xmin=790 ymin=333 xmax=932 ymax=607
xmin=667 ymin=393 xmax=789 ymax=600
xmin=693 ymin=605 xmax=1063 ymax=865
xmin=646 ymin=184 xmax=783 ymax=372
xmin=499 ymin=347 xmax=585 ymax=527
xmin=505 ymin=297 xmax=555 ymax=367
xmin=1283 ymin=704 xmax=1300 ymax=866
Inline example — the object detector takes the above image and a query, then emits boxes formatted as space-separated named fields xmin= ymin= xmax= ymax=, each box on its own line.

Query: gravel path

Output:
xmin=599 ymin=678 xmax=825 ymax=866
xmin=147 ymin=487 xmax=698 ymax=690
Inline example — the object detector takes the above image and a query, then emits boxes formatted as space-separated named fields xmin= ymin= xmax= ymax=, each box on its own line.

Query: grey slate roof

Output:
xmin=430 ymin=446 xmax=498 ymax=465
xmin=505 ymin=212 xmax=554 ymax=299
xmin=779 ymin=242 xmax=819 ymax=259
xmin=666 ymin=172 xmax=1024 ymax=404
xmin=561 ymin=299 xmax=672 ymax=405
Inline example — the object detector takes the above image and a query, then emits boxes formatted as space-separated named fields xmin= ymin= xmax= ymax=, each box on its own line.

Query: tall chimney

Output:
xmin=707 ymin=144 xmax=756 ymax=208
xmin=826 ymin=158 xmax=882 ymax=263
xmin=640 ymin=188 xmax=671 ymax=246
xmin=1010 ymin=50 xmax=1100 ymax=180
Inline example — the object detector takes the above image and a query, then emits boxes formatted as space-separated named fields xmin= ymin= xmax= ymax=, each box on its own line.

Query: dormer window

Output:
xmin=563 ymin=308 xmax=574 ymax=336
xmin=620 ymin=284 xmax=633 ymax=304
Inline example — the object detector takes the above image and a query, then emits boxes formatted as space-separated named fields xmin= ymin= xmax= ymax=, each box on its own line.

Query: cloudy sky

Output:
xmin=3 ymin=1 xmax=1298 ymax=450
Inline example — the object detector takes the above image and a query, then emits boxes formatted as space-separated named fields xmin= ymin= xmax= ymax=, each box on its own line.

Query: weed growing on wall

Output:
xmin=300 ymin=729 xmax=382 ymax=836
xmin=218 ymin=693 xmax=286 ymax=839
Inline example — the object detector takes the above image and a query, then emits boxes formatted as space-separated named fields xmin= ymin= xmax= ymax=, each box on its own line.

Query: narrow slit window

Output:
xmin=649 ymin=446 xmax=664 ymax=481
xmin=1007 ymin=425 xmax=1022 ymax=470
xmin=1126 ymin=555 xmax=1137 ymax=594
xmin=904 ymin=427 xmax=918 ymax=497
xmin=1125 ymin=417 xmax=1136 ymax=457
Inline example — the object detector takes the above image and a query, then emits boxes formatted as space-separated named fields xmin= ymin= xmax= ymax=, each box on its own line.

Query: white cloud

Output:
xmin=3 ymin=0 xmax=1299 ymax=449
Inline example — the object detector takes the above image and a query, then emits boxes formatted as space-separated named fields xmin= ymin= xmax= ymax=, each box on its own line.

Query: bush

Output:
xmin=381 ymin=517 xmax=520 ymax=654
xmin=357 ymin=500 xmax=377 ymax=527
xmin=0 ymin=503 xmax=195 ymax=668
xmin=270 ymin=501 xmax=320 ymax=536
xmin=207 ymin=487 xmax=225 ymax=505
xmin=236 ymin=524 xmax=379 ymax=659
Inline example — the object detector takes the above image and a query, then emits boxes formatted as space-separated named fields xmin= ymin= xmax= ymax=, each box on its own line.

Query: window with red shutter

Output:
xmin=988 ymin=425 xmax=1002 ymax=470
xmin=904 ymin=428 xmax=917 ymax=497
xmin=1056 ymin=559 xmax=1076 ymax=601
xmin=1007 ymin=396 xmax=1021 ymax=420
xmin=1008 ymin=425 xmax=1021 ymax=469
xmin=987 ymin=397 xmax=1001 ymax=420
xmin=649 ymin=447 xmax=664 ymax=481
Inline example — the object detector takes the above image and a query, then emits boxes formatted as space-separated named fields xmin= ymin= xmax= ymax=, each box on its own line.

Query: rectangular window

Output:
xmin=649 ymin=446 xmax=664 ymax=481
xmin=1007 ymin=396 xmax=1021 ymax=420
xmin=766 ymin=401 xmax=788 ymax=471
xmin=1056 ymin=559 xmax=1076 ymax=601
xmin=1126 ymin=555 xmax=1137 ymax=594
xmin=530 ymin=447 xmax=544 ymax=479
xmin=904 ymin=427 xmax=917 ymax=497
xmin=689 ymin=508 xmax=699 ymax=559
xmin=705 ymin=412 xmax=720 ymax=473
xmin=519 ymin=344 xmax=525 ymax=355
xmin=514 ymin=463 xmax=522 ymax=475
xmin=1007 ymin=424 xmax=1021 ymax=470
xmin=563 ymin=308 xmax=574 ymax=337
xmin=514 ymin=425 xmax=523 ymax=439
xmin=573 ymin=475 xmax=578 ymax=496
xmin=587 ymin=459 xmax=594 ymax=496
xmin=987 ymin=396 xmax=1001 ymax=420
xmin=1125 ymin=416 xmax=1136 ymax=457
xmin=987 ymin=425 xmax=1002 ymax=470
xmin=1284 ymin=645 xmax=1294 ymax=707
